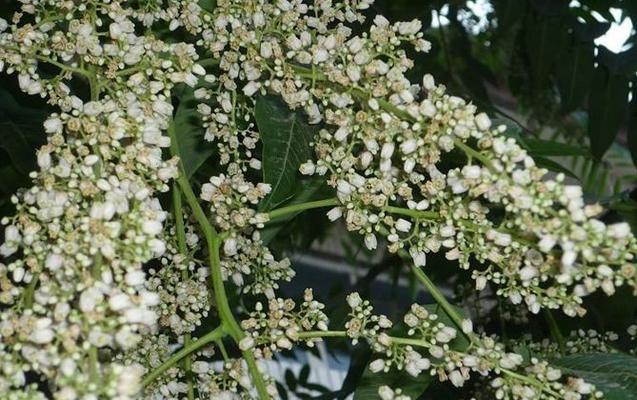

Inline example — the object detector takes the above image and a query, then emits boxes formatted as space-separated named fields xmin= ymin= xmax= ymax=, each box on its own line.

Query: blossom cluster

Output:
xmin=193 ymin=0 xmax=637 ymax=318
xmin=240 ymin=288 xmax=329 ymax=357
xmin=344 ymin=293 xmax=601 ymax=400
xmin=0 ymin=0 xmax=635 ymax=398
xmin=0 ymin=0 xmax=203 ymax=397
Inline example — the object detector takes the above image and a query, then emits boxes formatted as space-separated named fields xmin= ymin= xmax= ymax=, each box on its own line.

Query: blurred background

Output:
xmin=2 ymin=1 xmax=637 ymax=399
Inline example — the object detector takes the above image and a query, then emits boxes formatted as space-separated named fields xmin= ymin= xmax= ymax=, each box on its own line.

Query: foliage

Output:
xmin=0 ymin=1 xmax=636 ymax=400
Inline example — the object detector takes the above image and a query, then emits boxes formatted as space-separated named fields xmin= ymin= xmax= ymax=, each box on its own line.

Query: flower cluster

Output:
xmin=0 ymin=0 xmax=202 ymax=396
xmin=194 ymin=0 xmax=637 ymax=318
xmin=200 ymin=170 xmax=295 ymax=297
xmin=378 ymin=386 xmax=412 ymax=400
xmin=146 ymin=221 xmax=210 ymax=336
xmin=344 ymin=293 xmax=601 ymax=400
xmin=0 ymin=0 xmax=635 ymax=398
xmin=240 ymin=288 xmax=329 ymax=356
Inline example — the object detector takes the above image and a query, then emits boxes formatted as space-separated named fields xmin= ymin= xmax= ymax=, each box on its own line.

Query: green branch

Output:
xmin=142 ymin=326 xmax=224 ymax=387
xmin=173 ymin=184 xmax=195 ymax=400
xmin=409 ymin=265 xmax=473 ymax=343
xmin=267 ymin=198 xmax=339 ymax=220
xmin=381 ymin=205 xmax=439 ymax=220
xmin=167 ymin=121 xmax=271 ymax=399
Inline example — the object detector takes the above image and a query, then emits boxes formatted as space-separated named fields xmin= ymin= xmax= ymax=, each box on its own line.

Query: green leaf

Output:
xmin=628 ymin=96 xmax=637 ymax=168
xmin=524 ymin=10 xmax=568 ymax=88
xmin=173 ymin=86 xmax=216 ymax=177
xmin=523 ymin=138 xmax=590 ymax=157
xmin=587 ymin=67 xmax=629 ymax=160
xmin=256 ymin=95 xmax=319 ymax=210
xmin=533 ymin=156 xmax=579 ymax=180
xmin=552 ymin=353 xmax=637 ymax=400
xmin=259 ymin=176 xmax=332 ymax=245
xmin=353 ymin=368 xmax=433 ymax=400
xmin=0 ymin=88 xmax=48 ymax=174
xmin=557 ymin=42 xmax=594 ymax=113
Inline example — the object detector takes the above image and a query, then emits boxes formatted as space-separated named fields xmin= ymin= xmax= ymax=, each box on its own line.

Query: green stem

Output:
xmin=381 ymin=205 xmax=439 ymax=220
xmin=142 ymin=326 xmax=225 ymax=387
xmin=173 ymin=184 xmax=195 ymax=400
xmin=297 ymin=330 xmax=347 ymax=339
xmin=23 ymin=273 xmax=39 ymax=309
xmin=167 ymin=121 xmax=271 ymax=399
xmin=294 ymin=330 xmax=560 ymax=397
xmin=410 ymin=265 xmax=473 ymax=343
xmin=267 ymin=198 xmax=339 ymax=220
xmin=544 ymin=310 xmax=566 ymax=355
xmin=453 ymin=139 xmax=494 ymax=170
xmin=88 ymin=346 xmax=98 ymax=381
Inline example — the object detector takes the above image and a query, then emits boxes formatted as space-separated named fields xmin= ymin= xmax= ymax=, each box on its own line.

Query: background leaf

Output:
xmin=558 ymin=42 xmax=594 ymax=113
xmin=353 ymin=368 xmax=432 ymax=400
xmin=173 ymin=86 xmax=216 ymax=177
xmin=587 ymin=66 xmax=629 ymax=160
xmin=552 ymin=353 xmax=637 ymax=400
xmin=0 ymin=87 xmax=48 ymax=174
xmin=256 ymin=95 xmax=319 ymax=210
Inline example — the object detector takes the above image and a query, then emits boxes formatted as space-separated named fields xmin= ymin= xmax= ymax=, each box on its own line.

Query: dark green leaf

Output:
xmin=495 ymin=0 xmax=528 ymax=31
xmin=353 ymin=368 xmax=432 ymax=400
xmin=534 ymin=156 xmax=579 ymax=180
xmin=284 ymin=369 xmax=297 ymax=391
xmin=524 ymin=138 xmax=590 ymax=157
xmin=587 ymin=67 xmax=629 ymax=160
xmin=552 ymin=353 xmax=637 ymax=400
xmin=557 ymin=42 xmax=594 ymax=113
xmin=299 ymin=365 xmax=310 ymax=384
xmin=524 ymin=11 xmax=567 ymax=88
xmin=256 ymin=95 xmax=319 ymax=210
xmin=629 ymin=96 xmax=637 ymax=168
xmin=259 ymin=176 xmax=332 ymax=245
xmin=173 ymin=86 xmax=216 ymax=177
xmin=0 ymin=88 xmax=48 ymax=174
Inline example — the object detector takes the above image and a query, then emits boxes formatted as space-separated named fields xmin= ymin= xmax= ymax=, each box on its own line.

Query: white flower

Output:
xmin=44 ymin=117 xmax=63 ymax=134
xmin=400 ymin=139 xmax=417 ymax=154
xmin=347 ymin=292 xmax=362 ymax=308
xmin=461 ymin=319 xmax=473 ymax=334
xmin=474 ymin=112 xmax=491 ymax=131
xmin=30 ymin=318 xmax=54 ymax=344
xmin=243 ymin=81 xmax=260 ymax=96
xmin=395 ymin=218 xmax=412 ymax=232
xmin=538 ymin=235 xmax=556 ymax=253
xmin=125 ymin=270 xmax=145 ymax=286
xmin=448 ymin=370 xmax=465 ymax=387
xmin=369 ymin=359 xmax=385 ymax=373
xmin=608 ymin=222 xmax=631 ymax=239
xmin=224 ymin=238 xmax=238 ymax=256
xmin=79 ymin=287 xmax=103 ymax=312
xmin=381 ymin=142 xmax=395 ymax=159
xmin=239 ymin=336 xmax=255 ymax=351
xmin=327 ymin=207 xmax=342 ymax=221
xmin=299 ymin=161 xmax=316 ymax=175
xmin=45 ymin=254 xmax=64 ymax=271
xmin=410 ymin=249 xmax=426 ymax=267
xmin=519 ymin=265 xmax=538 ymax=281
xmin=142 ymin=220 xmax=162 ymax=235
xmin=364 ymin=233 xmax=377 ymax=250
xmin=561 ymin=250 xmax=577 ymax=268
xmin=462 ymin=165 xmax=481 ymax=179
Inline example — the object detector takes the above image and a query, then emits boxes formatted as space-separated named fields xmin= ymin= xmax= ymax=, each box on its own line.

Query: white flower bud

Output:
xmin=364 ymin=233 xmax=377 ymax=250
xmin=239 ymin=336 xmax=255 ymax=351
xmin=474 ymin=113 xmax=492 ymax=131
xmin=395 ymin=218 xmax=412 ymax=232
xmin=369 ymin=359 xmax=385 ymax=373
